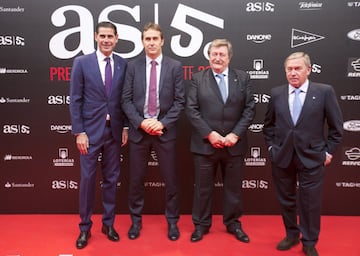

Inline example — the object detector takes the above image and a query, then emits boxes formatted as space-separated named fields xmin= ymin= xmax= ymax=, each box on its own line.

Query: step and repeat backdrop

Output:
xmin=0 ymin=0 xmax=359 ymax=215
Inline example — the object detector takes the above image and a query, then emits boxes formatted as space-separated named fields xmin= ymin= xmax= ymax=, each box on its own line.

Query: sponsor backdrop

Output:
xmin=0 ymin=0 xmax=359 ymax=215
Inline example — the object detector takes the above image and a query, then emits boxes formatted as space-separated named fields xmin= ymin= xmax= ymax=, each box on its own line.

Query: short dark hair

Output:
xmin=96 ymin=21 xmax=117 ymax=35
xmin=142 ymin=22 xmax=163 ymax=40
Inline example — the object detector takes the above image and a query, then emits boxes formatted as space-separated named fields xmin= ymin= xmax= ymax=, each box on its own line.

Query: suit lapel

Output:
xmin=159 ymin=56 xmax=167 ymax=92
xmin=227 ymin=69 xmax=239 ymax=104
xmin=112 ymin=56 xmax=120 ymax=94
xmin=90 ymin=53 xmax=106 ymax=96
xmin=207 ymin=70 xmax=225 ymax=103
xmin=297 ymin=82 xmax=315 ymax=124
xmin=282 ymin=86 xmax=294 ymax=126
xmin=139 ymin=57 xmax=147 ymax=97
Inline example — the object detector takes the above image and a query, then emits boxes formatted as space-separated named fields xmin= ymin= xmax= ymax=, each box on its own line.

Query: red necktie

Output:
xmin=148 ymin=60 xmax=157 ymax=117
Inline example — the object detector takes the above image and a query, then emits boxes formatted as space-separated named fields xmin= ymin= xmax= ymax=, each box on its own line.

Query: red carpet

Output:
xmin=0 ymin=215 xmax=359 ymax=256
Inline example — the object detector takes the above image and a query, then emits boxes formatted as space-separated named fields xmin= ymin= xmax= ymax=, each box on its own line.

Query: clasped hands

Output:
xmin=208 ymin=131 xmax=239 ymax=148
xmin=141 ymin=118 xmax=164 ymax=136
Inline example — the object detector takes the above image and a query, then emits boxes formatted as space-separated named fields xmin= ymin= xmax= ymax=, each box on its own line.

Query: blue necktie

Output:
xmin=104 ymin=57 xmax=112 ymax=96
xmin=292 ymin=88 xmax=302 ymax=124
xmin=148 ymin=60 xmax=157 ymax=117
xmin=216 ymin=74 xmax=227 ymax=103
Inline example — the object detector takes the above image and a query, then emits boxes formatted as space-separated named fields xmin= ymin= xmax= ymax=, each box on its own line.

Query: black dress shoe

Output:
xmin=303 ymin=245 xmax=319 ymax=256
xmin=128 ymin=223 xmax=142 ymax=240
xmin=277 ymin=237 xmax=300 ymax=250
xmin=190 ymin=228 xmax=209 ymax=242
xmin=168 ymin=223 xmax=180 ymax=241
xmin=102 ymin=225 xmax=119 ymax=241
xmin=228 ymin=228 xmax=250 ymax=243
xmin=76 ymin=231 xmax=91 ymax=249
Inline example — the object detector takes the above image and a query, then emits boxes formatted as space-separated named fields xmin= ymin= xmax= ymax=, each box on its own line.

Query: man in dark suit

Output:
xmin=263 ymin=52 xmax=343 ymax=256
xmin=70 ymin=21 xmax=128 ymax=249
xmin=186 ymin=39 xmax=255 ymax=243
xmin=121 ymin=23 xmax=185 ymax=241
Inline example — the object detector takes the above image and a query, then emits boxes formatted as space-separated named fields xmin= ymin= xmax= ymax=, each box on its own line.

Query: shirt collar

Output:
xmin=96 ymin=50 xmax=113 ymax=62
xmin=288 ymin=79 xmax=309 ymax=94
xmin=213 ymin=68 xmax=229 ymax=78
xmin=146 ymin=54 xmax=163 ymax=65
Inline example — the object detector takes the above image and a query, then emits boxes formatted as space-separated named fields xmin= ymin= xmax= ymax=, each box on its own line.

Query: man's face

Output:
xmin=285 ymin=58 xmax=311 ymax=88
xmin=142 ymin=29 xmax=164 ymax=59
xmin=95 ymin=27 xmax=118 ymax=56
xmin=209 ymin=46 xmax=230 ymax=74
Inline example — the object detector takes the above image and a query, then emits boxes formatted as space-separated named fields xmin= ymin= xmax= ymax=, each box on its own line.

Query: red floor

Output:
xmin=0 ymin=214 xmax=359 ymax=256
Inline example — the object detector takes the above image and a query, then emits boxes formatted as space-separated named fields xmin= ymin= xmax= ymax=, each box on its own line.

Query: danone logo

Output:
xmin=343 ymin=120 xmax=360 ymax=131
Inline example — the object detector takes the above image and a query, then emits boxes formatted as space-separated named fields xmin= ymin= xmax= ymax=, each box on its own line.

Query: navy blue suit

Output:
xmin=263 ymin=81 xmax=343 ymax=246
xmin=70 ymin=52 xmax=127 ymax=231
xmin=121 ymin=55 xmax=184 ymax=225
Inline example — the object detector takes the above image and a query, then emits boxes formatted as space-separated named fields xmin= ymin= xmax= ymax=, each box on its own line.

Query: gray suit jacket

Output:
xmin=186 ymin=68 xmax=255 ymax=156
xmin=263 ymin=81 xmax=343 ymax=169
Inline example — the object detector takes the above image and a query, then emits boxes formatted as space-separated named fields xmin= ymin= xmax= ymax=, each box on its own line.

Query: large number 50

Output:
xmin=170 ymin=4 xmax=224 ymax=58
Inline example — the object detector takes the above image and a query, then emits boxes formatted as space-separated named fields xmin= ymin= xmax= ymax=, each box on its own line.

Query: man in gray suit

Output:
xmin=186 ymin=39 xmax=255 ymax=243
xmin=121 ymin=22 xmax=185 ymax=241
xmin=263 ymin=52 xmax=343 ymax=256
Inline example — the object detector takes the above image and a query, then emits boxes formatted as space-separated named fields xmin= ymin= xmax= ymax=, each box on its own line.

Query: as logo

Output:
xmin=48 ymin=95 xmax=70 ymax=105
xmin=242 ymin=180 xmax=269 ymax=189
xmin=312 ymin=63 xmax=322 ymax=73
xmin=3 ymin=124 xmax=30 ymax=134
xmin=254 ymin=93 xmax=270 ymax=103
xmin=52 ymin=180 xmax=78 ymax=189
xmin=246 ymin=2 xmax=275 ymax=12
xmin=0 ymin=35 xmax=25 ymax=46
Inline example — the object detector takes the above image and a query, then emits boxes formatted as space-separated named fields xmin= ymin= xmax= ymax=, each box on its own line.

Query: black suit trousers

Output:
xmin=128 ymin=135 xmax=180 ymax=224
xmin=192 ymin=149 xmax=244 ymax=230
xmin=271 ymin=152 xmax=325 ymax=246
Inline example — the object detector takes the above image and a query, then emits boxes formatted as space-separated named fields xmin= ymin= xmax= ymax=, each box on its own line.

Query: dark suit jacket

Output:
xmin=121 ymin=55 xmax=185 ymax=142
xmin=70 ymin=52 xmax=128 ymax=144
xmin=186 ymin=68 xmax=255 ymax=156
xmin=263 ymin=81 xmax=343 ymax=169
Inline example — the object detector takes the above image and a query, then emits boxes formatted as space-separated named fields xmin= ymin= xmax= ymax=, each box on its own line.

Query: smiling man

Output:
xmin=70 ymin=21 xmax=128 ymax=249
xmin=186 ymin=38 xmax=255 ymax=243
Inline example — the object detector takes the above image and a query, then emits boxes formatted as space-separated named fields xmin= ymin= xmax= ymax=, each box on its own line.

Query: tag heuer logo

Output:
xmin=291 ymin=28 xmax=325 ymax=48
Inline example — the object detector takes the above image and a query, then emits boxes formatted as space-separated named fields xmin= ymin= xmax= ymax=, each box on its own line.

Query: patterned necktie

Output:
xmin=104 ymin=57 xmax=112 ymax=96
xmin=292 ymin=88 xmax=302 ymax=124
xmin=148 ymin=60 xmax=157 ymax=117
xmin=216 ymin=74 xmax=227 ymax=102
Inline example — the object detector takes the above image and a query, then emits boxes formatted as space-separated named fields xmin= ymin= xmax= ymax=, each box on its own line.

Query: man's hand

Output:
xmin=207 ymin=131 xmax=226 ymax=148
xmin=76 ymin=133 xmax=89 ymax=155
xmin=140 ymin=118 xmax=164 ymax=136
xmin=121 ymin=128 xmax=128 ymax=147
xmin=324 ymin=153 xmax=333 ymax=166
xmin=223 ymin=132 xmax=239 ymax=147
